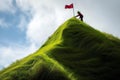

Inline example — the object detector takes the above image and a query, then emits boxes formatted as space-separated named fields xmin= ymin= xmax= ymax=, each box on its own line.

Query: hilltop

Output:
xmin=0 ymin=17 xmax=120 ymax=80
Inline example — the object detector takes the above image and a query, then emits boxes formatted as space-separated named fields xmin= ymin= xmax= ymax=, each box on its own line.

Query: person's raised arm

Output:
xmin=75 ymin=15 xmax=79 ymax=17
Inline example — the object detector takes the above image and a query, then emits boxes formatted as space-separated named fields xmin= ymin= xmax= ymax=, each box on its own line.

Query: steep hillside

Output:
xmin=0 ymin=17 xmax=120 ymax=80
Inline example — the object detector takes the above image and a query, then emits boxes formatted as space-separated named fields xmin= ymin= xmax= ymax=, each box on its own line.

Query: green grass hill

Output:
xmin=0 ymin=17 xmax=120 ymax=80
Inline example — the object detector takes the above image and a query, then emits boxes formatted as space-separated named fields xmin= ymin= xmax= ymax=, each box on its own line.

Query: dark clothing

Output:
xmin=76 ymin=11 xmax=83 ymax=21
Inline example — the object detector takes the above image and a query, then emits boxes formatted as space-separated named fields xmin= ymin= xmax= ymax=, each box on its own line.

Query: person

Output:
xmin=75 ymin=11 xmax=83 ymax=21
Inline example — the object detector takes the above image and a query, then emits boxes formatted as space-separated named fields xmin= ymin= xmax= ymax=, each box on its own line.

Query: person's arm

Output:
xmin=75 ymin=15 xmax=79 ymax=17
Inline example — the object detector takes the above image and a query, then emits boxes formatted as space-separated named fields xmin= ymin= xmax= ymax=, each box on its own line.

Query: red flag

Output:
xmin=65 ymin=3 xmax=73 ymax=9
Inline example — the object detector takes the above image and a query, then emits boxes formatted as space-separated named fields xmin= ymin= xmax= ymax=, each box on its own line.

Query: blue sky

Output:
xmin=0 ymin=0 xmax=29 ymax=45
xmin=0 ymin=0 xmax=120 ymax=69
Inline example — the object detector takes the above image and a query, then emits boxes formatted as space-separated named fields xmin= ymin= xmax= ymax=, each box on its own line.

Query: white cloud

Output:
xmin=26 ymin=11 xmax=57 ymax=45
xmin=0 ymin=0 xmax=15 ymax=13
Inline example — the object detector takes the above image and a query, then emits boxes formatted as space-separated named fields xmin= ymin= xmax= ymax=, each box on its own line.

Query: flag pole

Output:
xmin=73 ymin=3 xmax=75 ymax=17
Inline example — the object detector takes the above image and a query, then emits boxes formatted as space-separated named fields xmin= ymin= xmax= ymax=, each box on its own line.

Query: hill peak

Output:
xmin=43 ymin=17 xmax=107 ymax=48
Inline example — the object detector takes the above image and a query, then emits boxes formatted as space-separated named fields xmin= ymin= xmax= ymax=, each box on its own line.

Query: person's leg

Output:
xmin=81 ymin=18 xmax=83 ymax=21
xmin=81 ymin=17 xmax=83 ymax=21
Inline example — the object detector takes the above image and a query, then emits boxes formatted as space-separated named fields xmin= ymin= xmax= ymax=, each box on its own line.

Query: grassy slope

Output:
xmin=0 ymin=17 xmax=120 ymax=80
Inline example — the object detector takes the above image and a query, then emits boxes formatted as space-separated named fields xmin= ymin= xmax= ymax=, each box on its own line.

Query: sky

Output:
xmin=0 ymin=0 xmax=120 ymax=69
